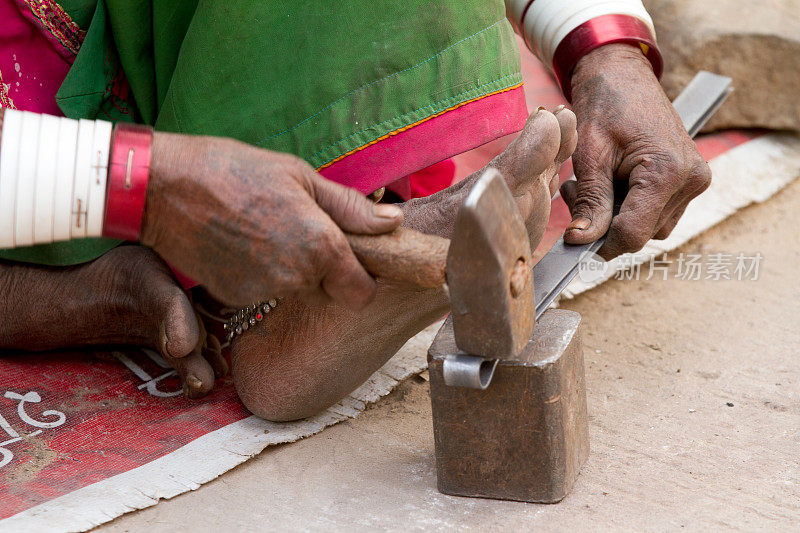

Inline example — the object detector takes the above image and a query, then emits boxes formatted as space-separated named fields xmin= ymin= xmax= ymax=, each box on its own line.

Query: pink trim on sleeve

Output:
xmin=319 ymin=85 xmax=528 ymax=195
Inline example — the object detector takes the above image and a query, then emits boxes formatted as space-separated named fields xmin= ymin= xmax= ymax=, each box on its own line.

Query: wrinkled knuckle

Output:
xmin=340 ymin=189 xmax=367 ymax=224
xmin=315 ymin=226 xmax=347 ymax=267
xmin=688 ymin=160 xmax=712 ymax=192
xmin=647 ymin=152 xmax=681 ymax=178
xmin=575 ymin=195 xmax=603 ymax=213
xmin=573 ymin=187 xmax=608 ymax=215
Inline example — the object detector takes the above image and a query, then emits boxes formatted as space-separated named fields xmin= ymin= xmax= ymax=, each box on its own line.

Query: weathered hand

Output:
xmin=141 ymin=133 xmax=403 ymax=308
xmin=561 ymin=43 xmax=712 ymax=259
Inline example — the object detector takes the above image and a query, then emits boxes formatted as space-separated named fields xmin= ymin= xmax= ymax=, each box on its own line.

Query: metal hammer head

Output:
xmin=446 ymin=168 xmax=535 ymax=359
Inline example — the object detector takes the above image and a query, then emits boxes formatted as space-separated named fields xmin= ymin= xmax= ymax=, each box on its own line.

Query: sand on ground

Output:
xmin=101 ymin=177 xmax=800 ymax=532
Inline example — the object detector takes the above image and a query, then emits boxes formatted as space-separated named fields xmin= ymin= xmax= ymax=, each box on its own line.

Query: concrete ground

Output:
xmin=102 ymin=177 xmax=800 ymax=532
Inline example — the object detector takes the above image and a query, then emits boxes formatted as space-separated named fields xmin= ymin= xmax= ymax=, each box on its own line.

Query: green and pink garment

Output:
xmin=0 ymin=0 xmax=662 ymax=267
xmin=0 ymin=0 xmax=528 ymax=266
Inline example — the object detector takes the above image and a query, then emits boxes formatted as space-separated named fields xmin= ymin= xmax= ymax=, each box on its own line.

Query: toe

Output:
xmin=490 ymin=109 xmax=561 ymax=191
xmin=165 ymin=349 xmax=216 ymax=399
xmin=554 ymin=106 xmax=577 ymax=165
xmin=203 ymin=333 xmax=229 ymax=378
xmin=159 ymin=293 xmax=201 ymax=360
xmin=129 ymin=247 xmax=215 ymax=398
xmin=157 ymin=295 xmax=216 ymax=398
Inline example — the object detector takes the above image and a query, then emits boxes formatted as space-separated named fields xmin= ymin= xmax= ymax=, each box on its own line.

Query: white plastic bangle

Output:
xmin=504 ymin=0 xmax=532 ymax=32
xmin=15 ymin=111 xmax=41 ymax=247
xmin=0 ymin=109 xmax=23 ymax=248
xmin=33 ymin=114 xmax=60 ymax=244
xmin=71 ymin=119 xmax=95 ymax=238
xmin=522 ymin=0 xmax=654 ymax=64
xmin=53 ymin=117 xmax=78 ymax=242
xmin=86 ymin=119 xmax=112 ymax=238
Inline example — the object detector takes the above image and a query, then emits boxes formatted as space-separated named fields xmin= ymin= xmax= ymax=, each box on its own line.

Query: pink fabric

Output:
xmin=11 ymin=0 xmax=83 ymax=60
xmin=386 ymin=159 xmax=457 ymax=201
xmin=319 ymin=86 xmax=528 ymax=195
xmin=0 ymin=0 xmax=72 ymax=114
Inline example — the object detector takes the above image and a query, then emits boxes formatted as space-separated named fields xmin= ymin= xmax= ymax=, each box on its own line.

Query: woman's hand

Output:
xmin=141 ymin=133 xmax=403 ymax=308
xmin=561 ymin=43 xmax=712 ymax=259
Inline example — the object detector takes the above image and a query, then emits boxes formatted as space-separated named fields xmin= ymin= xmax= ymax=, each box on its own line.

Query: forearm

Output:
xmin=0 ymin=108 xmax=152 ymax=250
xmin=570 ymin=42 xmax=661 ymax=124
xmin=573 ymin=41 xmax=656 ymax=89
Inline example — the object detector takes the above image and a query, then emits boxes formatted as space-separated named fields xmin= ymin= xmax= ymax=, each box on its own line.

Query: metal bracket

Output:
xmin=442 ymin=354 xmax=499 ymax=389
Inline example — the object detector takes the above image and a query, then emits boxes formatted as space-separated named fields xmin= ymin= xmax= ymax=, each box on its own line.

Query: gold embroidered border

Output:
xmin=22 ymin=0 xmax=86 ymax=55
xmin=0 ymin=68 xmax=17 ymax=109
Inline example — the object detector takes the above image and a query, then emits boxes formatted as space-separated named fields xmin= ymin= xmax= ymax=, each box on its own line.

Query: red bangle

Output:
xmin=103 ymin=123 xmax=153 ymax=241
xmin=552 ymin=14 xmax=663 ymax=102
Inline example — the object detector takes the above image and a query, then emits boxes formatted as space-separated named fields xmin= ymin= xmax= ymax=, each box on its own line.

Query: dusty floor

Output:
xmin=102 ymin=178 xmax=800 ymax=532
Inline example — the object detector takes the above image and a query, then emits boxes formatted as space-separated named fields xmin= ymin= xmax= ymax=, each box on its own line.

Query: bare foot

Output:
xmin=0 ymin=246 xmax=226 ymax=398
xmin=232 ymin=108 xmax=577 ymax=421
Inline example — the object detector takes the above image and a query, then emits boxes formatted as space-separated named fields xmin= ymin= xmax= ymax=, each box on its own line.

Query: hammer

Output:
xmin=346 ymin=167 xmax=535 ymax=372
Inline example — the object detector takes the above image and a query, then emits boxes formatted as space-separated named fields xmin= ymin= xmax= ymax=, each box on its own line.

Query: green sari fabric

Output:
xmin=2 ymin=0 xmax=522 ymax=266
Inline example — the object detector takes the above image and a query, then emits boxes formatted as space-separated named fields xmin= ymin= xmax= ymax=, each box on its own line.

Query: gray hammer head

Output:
xmin=446 ymin=169 xmax=535 ymax=359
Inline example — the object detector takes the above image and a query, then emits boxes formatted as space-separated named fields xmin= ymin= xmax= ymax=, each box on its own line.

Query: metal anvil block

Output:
xmin=428 ymin=308 xmax=589 ymax=503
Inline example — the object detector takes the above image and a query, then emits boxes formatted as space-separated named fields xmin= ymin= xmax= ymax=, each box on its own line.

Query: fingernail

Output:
xmin=554 ymin=104 xmax=566 ymax=115
xmin=567 ymin=218 xmax=591 ymax=231
xmin=186 ymin=374 xmax=203 ymax=392
xmin=373 ymin=203 xmax=401 ymax=219
xmin=367 ymin=187 xmax=385 ymax=203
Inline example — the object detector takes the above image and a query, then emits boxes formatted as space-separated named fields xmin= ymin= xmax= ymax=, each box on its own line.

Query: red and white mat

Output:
xmin=2 ymin=44 xmax=800 ymax=532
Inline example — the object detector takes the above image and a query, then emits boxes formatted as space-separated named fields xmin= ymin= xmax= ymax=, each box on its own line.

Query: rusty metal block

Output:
xmin=428 ymin=308 xmax=589 ymax=503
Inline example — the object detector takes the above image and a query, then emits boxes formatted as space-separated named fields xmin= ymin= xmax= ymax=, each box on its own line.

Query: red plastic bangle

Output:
xmin=552 ymin=14 xmax=663 ymax=102
xmin=103 ymin=123 xmax=153 ymax=241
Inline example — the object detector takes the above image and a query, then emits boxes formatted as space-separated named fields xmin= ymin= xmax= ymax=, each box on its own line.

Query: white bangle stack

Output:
xmin=0 ymin=110 xmax=22 ymax=249
xmin=53 ymin=117 xmax=78 ymax=242
xmin=0 ymin=109 xmax=113 ymax=249
xmin=71 ymin=118 xmax=95 ymax=239
xmin=15 ymin=111 xmax=40 ymax=247
xmin=505 ymin=0 xmax=655 ymax=65
xmin=34 ymin=114 xmax=60 ymax=244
